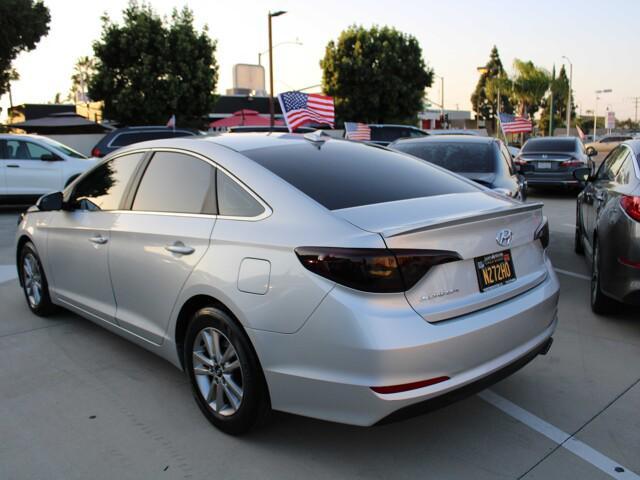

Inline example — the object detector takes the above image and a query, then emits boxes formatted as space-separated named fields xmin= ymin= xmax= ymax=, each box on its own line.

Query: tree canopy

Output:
xmin=0 ymin=0 xmax=50 ymax=97
xmin=470 ymin=46 xmax=513 ymax=129
xmin=537 ymin=65 xmax=574 ymax=134
xmin=510 ymin=59 xmax=550 ymax=118
xmin=320 ymin=25 xmax=433 ymax=124
xmin=89 ymin=2 xmax=218 ymax=126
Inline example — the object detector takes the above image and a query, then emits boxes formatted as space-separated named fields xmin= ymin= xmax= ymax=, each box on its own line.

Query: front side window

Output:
xmin=72 ymin=153 xmax=144 ymax=211
xmin=498 ymin=142 xmax=515 ymax=174
xmin=132 ymin=152 xmax=216 ymax=214
xmin=217 ymin=171 xmax=265 ymax=217
xmin=596 ymin=147 xmax=626 ymax=181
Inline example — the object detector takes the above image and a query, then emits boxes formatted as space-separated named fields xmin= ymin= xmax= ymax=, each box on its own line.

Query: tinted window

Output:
xmin=615 ymin=153 xmax=635 ymax=185
xmin=111 ymin=130 xmax=194 ymax=147
xmin=3 ymin=140 xmax=53 ymax=160
xmin=217 ymin=171 xmax=265 ymax=217
xmin=522 ymin=138 xmax=577 ymax=153
xmin=597 ymin=147 xmax=626 ymax=181
xmin=370 ymin=127 xmax=403 ymax=142
xmin=498 ymin=142 xmax=515 ymax=174
xmin=133 ymin=152 xmax=216 ymax=214
xmin=243 ymin=140 xmax=477 ymax=210
xmin=394 ymin=141 xmax=496 ymax=173
xmin=72 ymin=153 xmax=144 ymax=211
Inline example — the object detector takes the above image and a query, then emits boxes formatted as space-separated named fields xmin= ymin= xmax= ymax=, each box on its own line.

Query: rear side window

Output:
xmin=110 ymin=130 xmax=194 ymax=147
xmin=393 ymin=141 xmax=496 ymax=173
xmin=522 ymin=139 xmax=576 ymax=153
xmin=217 ymin=171 xmax=265 ymax=217
xmin=370 ymin=127 xmax=402 ymax=142
xmin=243 ymin=140 xmax=477 ymax=210
xmin=132 ymin=152 xmax=216 ymax=214
xmin=72 ymin=153 xmax=144 ymax=211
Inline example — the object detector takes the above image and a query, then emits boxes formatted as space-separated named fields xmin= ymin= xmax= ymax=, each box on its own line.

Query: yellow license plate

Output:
xmin=475 ymin=250 xmax=516 ymax=292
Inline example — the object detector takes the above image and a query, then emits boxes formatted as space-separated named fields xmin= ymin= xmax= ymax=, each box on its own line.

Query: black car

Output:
xmin=226 ymin=126 xmax=316 ymax=134
xmin=515 ymin=137 xmax=595 ymax=189
xmin=391 ymin=135 xmax=527 ymax=200
xmin=366 ymin=124 xmax=429 ymax=146
xmin=91 ymin=126 xmax=203 ymax=157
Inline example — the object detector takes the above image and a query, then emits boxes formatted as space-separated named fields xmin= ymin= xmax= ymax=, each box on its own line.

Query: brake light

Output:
xmin=371 ymin=376 xmax=450 ymax=394
xmin=91 ymin=147 xmax=102 ymax=157
xmin=560 ymin=159 xmax=584 ymax=167
xmin=295 ymin=247 xmax=461 ymax=293
xmin=621 ymin=196 xmax=640 ymax=222
xmin=534 ymin=217 xmax=549 ymax=249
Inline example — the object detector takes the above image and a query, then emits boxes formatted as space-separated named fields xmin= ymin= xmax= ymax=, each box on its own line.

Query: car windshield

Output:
xmin=393 ymin=141 xmax=495 ymax=173
xmin=522 ymin=138 xmax=576 ymax=153
xmin=243 ymin=140 xmax=477 ymax=210
xmin=38 ymin=137 xmax=87 ymax=158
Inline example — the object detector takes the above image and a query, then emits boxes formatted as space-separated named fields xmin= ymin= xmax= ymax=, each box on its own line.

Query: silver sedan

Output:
xmin=16 ymin=133 xmax=560 ymax=434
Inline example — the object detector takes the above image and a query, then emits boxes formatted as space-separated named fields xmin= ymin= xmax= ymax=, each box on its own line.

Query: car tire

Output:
xmin=574 ymin=209 xmax=584 ymax=255
xmin=590 ymin=240 xmax=615 ymax=314
xmin=19 ymin=242 xmax=58 ymax=317
xmin=184 ymin=307 xmax=270 ymax=435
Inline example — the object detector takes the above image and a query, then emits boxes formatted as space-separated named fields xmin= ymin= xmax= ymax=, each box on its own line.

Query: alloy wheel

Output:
xmin=23 ymin=253 xmax=43 ymax=308
xmin=192 ymin=327 xmax=244 ymax=416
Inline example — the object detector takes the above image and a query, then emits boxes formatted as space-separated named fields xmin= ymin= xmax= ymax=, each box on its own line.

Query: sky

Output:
xmin=1 ymin=0 xmax=638 ymax=122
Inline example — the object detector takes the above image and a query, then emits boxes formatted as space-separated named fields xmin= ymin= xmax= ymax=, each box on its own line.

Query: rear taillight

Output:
xmin=295 ymin=247 xmax=461 ymax=293
xmin=371 ymin=376 xmax=450 ymax=394
xmin=621 ymin=196 xmax=640 ymax=222
xmin=534 ymin=217 xmax=549 ymax=249
xmin=91 ymin=147 xmax=102 ymax=157
xmin=560 ymin=159 xmax=584 ymax=168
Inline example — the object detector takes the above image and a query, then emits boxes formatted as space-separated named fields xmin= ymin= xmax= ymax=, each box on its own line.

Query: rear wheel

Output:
xmin=574 ymin=208 xmax=584 ymax=255
xmin=591 ymin=240 xmax=615 ymax=314
xmin=19 ymin=242 xmax=57 ymax=316
xmin=184 ymin=307 xmax=270 ymax=435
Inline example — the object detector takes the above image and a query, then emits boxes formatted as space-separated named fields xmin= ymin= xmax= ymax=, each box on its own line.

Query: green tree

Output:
xmin=69 ymin=56 xmax=96 ymax=103
xmin=538 ymin=65 xmax=574 ymax=135
xmin=89 ymin=2 xmax=218 ymax=126
xmin=470 ymin=46 xmax=513 ymax=130
xmin=0 ymin=0 xmax=50 ymax=97
xmin=510 ymin=59 xmax=550 ymax=118
xmin=320 ymin=25 xmax=432 ymax=124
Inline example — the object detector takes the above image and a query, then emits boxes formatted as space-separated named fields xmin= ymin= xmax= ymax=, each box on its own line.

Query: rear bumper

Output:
xmin=249 ymin=259 xmax=560 ymax=426
xmin=605 ymin=260 xmax=640 ymax=306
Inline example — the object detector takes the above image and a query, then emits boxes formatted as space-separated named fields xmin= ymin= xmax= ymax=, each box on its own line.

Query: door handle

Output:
xmin=6 ymin=164 xmax=19 ymax=168
xmin=165 ymin=242 xmax=195 ymax=255
xmin=88 ymin=235 xmax=108 ymax=245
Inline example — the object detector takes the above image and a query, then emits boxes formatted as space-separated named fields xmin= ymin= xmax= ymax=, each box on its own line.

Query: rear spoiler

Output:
xmin=384 ymin=202 xmax=544 ymax=238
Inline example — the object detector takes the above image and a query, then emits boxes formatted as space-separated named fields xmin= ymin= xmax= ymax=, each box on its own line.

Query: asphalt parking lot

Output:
xmin=1 ymin=190 xmax=639 ymax=480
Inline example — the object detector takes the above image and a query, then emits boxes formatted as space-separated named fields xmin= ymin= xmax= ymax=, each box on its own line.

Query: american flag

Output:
xmin=277 ymin=91 xmax=335 ymax=131
xmin=576 ymin=125 xmax=585 ymax=141
xmin=344 ymin=122 xmax=371 ymax=141
xmin=499 ymin=113 xmax=533 ymax=134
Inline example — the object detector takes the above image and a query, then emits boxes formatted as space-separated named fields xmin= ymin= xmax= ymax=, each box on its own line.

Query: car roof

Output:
xmin=0 ymin=133 xmax=51 ymax=142
xmin=392 ymin=134 xmax=496 ymax=145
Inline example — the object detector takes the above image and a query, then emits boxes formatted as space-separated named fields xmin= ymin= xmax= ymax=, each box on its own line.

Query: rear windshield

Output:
xmin=243 ymin=140 xmax=477 ymax=210
xmin=393 ymin=141 xmax=495 ymax=173
xmin=522 ymin=138 xmax=576 ymax=153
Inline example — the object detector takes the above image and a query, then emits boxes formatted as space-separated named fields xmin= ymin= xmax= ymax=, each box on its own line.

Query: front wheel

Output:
xmin=19 ymin=242 xmax=57 ymax=316
xmin=184 ymin=307 xmax=270 ymax=435
xmin=591 ymin=240 xmax=615 ymax=314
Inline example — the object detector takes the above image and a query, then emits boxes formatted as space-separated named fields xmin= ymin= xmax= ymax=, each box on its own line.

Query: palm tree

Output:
xmin=70 ymin=56 xmax=96 ymax=103
xmin=510 ymin=59 xmax=550 ymax=118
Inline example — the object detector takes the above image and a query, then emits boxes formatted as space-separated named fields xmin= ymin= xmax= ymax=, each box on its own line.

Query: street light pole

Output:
xmin=268 ymin=11 xmax=287 ymax=129
xmin=593 ymin=89 xmax=612 ymax=140
xmin=562 ymin=56 xmax=572 ymax=136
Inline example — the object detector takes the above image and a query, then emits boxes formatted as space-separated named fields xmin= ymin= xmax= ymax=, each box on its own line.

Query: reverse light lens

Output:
xmin=295 ymin=247 xmax=461 ymax=293
xmin=371 ymin=376 xmax=450 ymax=394
xmin=620 ymin=196 xmax=640 ymax=222
xmin=535 ymin=217 xmax=549 ymax=249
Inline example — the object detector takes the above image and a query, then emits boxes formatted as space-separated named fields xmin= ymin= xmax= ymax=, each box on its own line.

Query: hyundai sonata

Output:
xmin=16 ymin=132 xmax=559 ymax=434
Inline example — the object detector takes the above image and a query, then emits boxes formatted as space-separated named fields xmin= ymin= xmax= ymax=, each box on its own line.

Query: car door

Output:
xmin=46 ymin=152 xmax=145 ymax=323
xmin=3 ymin=139 xmax=63 ymax=195
xmin=108 ymin=150 xmax=217 ymax=344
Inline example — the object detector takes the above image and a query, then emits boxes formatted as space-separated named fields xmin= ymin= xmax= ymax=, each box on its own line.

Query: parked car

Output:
xmin=514 ymin=136 xmax=594 ymax=189
xmin=0 ymin=134 xmax=97 ymax=204
xmin=16 ymin=133 xmax=558 ymax=434
xmin=426 ymin=129 xmax=483 ymax=136
xmin=91 ymin=126 xmax=203 ymax=157
xmin=585 ymin=134 xmax=633 ymax=157
xmin=574 ymin=140 xmax=640 ymax=313
xmin=391 ymin=135 xmax=528 ymax=201
xmin=364 ymin=124 xmax=429 ymax=146
xmin=226 ymin=125 xmax=316 ymax=134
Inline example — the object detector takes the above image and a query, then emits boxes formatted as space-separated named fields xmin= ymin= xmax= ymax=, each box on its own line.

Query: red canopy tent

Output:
xmin=209 ymin=109 xmax=284 ymax=128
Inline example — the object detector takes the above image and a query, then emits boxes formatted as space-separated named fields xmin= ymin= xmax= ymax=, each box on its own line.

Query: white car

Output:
xmin=0 ymin=134 xmax=96 ymax=203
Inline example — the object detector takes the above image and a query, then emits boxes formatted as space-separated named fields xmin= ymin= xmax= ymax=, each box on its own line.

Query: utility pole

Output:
xmin=268 ymin=10 xmax=287 ymax=129
xmin=630 ymin=96 xmax=640 ymax=124
xmin=593 ymin=89 xmax=612 ymax=140
xmin=562 ymin=56 xmax=573 ymax=136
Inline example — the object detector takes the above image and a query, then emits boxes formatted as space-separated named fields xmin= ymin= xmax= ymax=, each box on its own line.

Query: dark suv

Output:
xmin=91 ymin=126 xmax=202 ymax=157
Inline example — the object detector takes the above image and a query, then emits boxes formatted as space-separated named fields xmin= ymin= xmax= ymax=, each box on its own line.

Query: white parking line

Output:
xmin=555 ymin=268 xmax=591 ymax=281
xmin=479 ymin=390 xmax=640 ymax=479
xmin=0 ymin=265 xmax=17 ymax=284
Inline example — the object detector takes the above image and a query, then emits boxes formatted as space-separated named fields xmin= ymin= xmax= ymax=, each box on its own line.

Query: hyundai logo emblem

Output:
xmin=496 ymin=229 xmax=513 ymax=247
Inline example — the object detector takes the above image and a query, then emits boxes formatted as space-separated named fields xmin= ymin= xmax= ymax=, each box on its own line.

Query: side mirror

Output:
xmin=586 ymin=147 xmax=597 ymax=157
xmin=573 ymin=167 xmax=591 ymax=183
xmin=36 ymin=191 xmax=64 ymax=211
xmin=40 ymin=153 xmax=61 ymax=161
